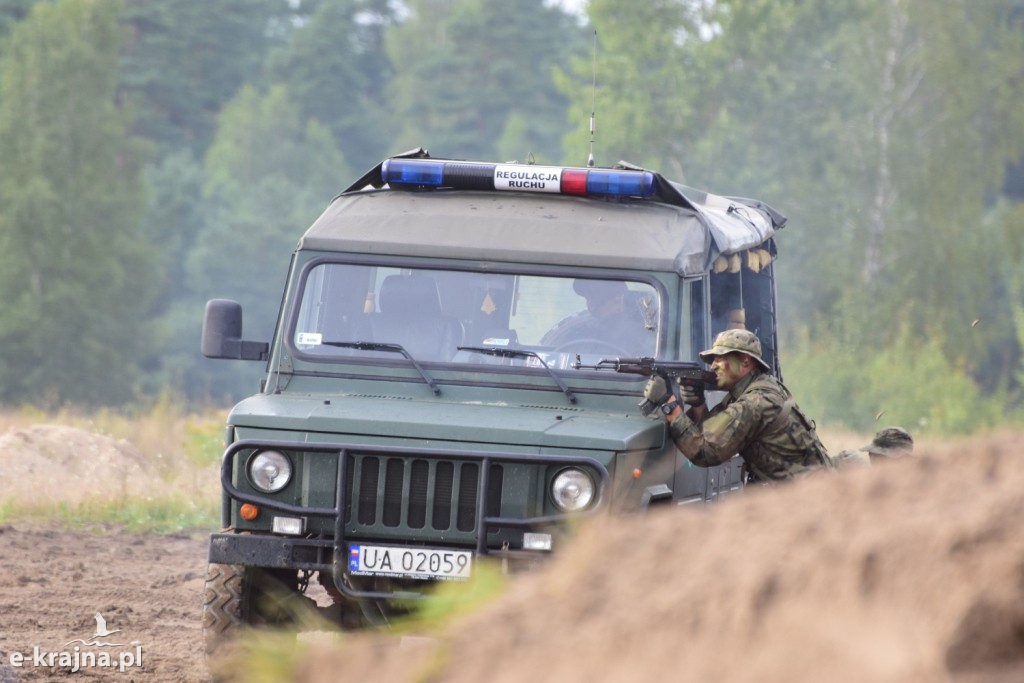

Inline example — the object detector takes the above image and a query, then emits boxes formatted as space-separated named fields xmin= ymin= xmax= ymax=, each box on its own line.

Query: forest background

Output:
xmin=0 ymin=0 xmax=1021 ymax=437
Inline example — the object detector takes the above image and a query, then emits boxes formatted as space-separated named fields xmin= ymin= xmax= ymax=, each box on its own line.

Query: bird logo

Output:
xmin=63 ymin=612 xmax=125 ymax=648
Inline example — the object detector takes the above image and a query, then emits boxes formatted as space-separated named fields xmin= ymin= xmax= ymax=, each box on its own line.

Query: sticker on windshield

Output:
xmin=296 ymin=332 xmax=322 ymax=346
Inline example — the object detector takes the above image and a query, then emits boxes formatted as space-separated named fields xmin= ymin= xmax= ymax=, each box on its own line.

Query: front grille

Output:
xmin=344 ymin=454 xmax=503 ymax=537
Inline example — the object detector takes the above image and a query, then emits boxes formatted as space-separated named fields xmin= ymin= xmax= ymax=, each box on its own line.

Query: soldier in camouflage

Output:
xmin=864 ymin=426 xmax=913 ymax=458
xmin=644 ymin=329 xmax=832 ymax=483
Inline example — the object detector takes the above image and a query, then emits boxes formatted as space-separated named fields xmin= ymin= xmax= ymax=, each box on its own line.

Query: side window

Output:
xmin=688 ymin=278 xmax=705 ymax=361
xmin=707 ymin=243 xmax=778 ymax=373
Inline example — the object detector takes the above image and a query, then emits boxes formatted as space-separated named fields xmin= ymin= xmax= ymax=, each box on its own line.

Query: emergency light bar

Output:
xmin=381 ymin=158 xmax=657 ymax=199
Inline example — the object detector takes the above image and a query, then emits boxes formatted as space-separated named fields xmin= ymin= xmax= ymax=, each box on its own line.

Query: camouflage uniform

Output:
xmin=861 ymin=427 xmax=914 ymax=459
xmin=834 ymin=427 xmax=913 ymax=468
xmin=666 ymin=330 xmax=832 ymax=483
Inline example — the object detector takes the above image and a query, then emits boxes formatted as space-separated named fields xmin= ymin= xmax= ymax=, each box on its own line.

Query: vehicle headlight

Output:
xmin=551 ymin=468 xmax=596 ymax=511
xmin=247 ymin=450 xmax=292 ymax=493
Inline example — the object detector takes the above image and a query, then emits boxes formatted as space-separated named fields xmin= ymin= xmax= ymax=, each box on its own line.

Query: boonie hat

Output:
xmin=573 ymin=278 xmax=627 ymax=299
xmin=699 ymin=329 xmax=770 ymax=371
xmin=861 ymin=426 xmax=914 ymax=457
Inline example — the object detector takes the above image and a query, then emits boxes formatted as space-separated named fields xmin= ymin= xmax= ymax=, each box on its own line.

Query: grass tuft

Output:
xmin=0 ymin=394 xmax=225 ymax=533
xmin=0 ymin=495 xmax=219 ymax=534
xmin=395 ymin=560 xmax=507 ymax=632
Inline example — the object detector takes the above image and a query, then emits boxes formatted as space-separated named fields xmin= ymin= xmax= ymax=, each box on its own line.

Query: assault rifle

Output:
xmin=572 ymin=356 xmax=717 ymax=416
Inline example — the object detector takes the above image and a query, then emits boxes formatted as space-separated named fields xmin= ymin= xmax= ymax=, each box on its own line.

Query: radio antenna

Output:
xmin=587 ymin=30 xmax=597 ymax=168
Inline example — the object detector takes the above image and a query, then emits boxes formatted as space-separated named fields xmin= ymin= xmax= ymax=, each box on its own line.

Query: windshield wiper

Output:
xmin=457 ymin=346 xmax=576 ymax=404
xmin=322 ymin=341 xmax=440 ymax=395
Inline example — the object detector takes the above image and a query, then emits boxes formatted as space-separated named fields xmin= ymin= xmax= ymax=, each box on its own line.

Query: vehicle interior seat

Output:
xmin=372 ymin=273 xmax=464 ymax=360
xmin=318 ymin=302 xmax=373 ymax=349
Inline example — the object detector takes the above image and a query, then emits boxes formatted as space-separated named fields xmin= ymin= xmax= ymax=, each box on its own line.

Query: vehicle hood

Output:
xmin=228 ymin=393 xmax=664 ymax=453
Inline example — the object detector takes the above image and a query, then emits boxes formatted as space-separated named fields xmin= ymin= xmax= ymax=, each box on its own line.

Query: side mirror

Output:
xmin=201 ymin=299 xmax=269 ymax=361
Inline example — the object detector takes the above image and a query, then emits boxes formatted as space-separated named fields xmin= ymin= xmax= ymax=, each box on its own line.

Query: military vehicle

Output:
xmin=200 ymin=148 xmax=785 ymax=644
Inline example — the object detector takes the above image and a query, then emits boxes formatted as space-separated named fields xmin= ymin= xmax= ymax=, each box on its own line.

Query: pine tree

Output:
xmin=387 ymin=0 xmax=583 ymax=162
xmin=118 ymin=0 xmax=288 ymax=156
xmin=181 ymin=84 xmax=350 ymax=399
xmin=0 ymin=0 xmax=156 ymax=405
xmin=266 ymin=0 xmax=398 ymax=172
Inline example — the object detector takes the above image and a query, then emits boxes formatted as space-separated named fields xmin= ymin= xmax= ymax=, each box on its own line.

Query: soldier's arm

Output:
xmin=665 ymin=394 xmax=771 ymax=467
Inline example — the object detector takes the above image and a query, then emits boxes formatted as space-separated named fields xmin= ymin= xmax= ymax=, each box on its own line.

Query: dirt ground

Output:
xmin=0 ymin=523 xmax=211 ymax=682
xmin=0 ymin=425 xmax=215 ymax=682
xmin=1 ymin=425 xmax=1023 ymax=682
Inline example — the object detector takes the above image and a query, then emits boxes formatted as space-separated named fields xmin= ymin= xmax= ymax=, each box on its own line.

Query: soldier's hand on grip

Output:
xmin=643 ymin=375 xmax=671 ymax=406
xmin=680 ymin=384 xmax=705 ymax=406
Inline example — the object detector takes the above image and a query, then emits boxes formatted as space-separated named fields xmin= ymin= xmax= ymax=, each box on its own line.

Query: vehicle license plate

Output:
xmin=347 ymin=544 xmax=473 ymax=581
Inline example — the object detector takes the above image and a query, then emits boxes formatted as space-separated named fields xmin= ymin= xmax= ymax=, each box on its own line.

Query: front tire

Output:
xmin=202 ymin=563 xmax=299 ymax=654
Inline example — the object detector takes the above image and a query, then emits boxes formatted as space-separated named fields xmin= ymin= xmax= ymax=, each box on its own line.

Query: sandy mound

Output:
xmin=293 ymin=432 xmax=1024 ymax=683
xmin=0 ymin=425 xmax=153 ymax=505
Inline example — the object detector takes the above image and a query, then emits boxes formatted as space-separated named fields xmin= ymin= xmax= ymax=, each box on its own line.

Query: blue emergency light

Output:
xmin=380 ymin=158 xmax=656 ymax=199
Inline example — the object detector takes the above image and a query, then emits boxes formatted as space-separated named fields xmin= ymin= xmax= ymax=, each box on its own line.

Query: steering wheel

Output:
xmin=554 ymin=338 xmax=631 ymax=356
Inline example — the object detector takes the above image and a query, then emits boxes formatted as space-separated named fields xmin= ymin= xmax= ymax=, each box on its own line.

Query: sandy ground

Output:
xmin=0 ymin=523 xmax=210 ymax=682
xmin=0 ymin=425 xmax=1022 ymax=682
xmin=0 ymin=426 xmax=215 ymax=682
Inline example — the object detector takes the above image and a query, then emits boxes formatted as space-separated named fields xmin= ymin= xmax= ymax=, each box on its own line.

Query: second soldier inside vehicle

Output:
xmin=540 ymin=279 xmax=657 ymax=356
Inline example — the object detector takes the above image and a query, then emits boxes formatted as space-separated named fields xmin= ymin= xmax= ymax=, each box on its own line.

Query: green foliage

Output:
xmin=783 ymin=325 xmax=1008 ymax=437
xmin=214 ymin=630 xmax=309 ymax=683
xmin=118 ymin=0 xmax=288 ymax=156
xmin=0 ymin=0 xmax=155 ymax=406
xmin=397 ymin=559 xmax=506 ymax=630
xmin=0 ymin=495 xmax=218 ymax=534
xmin=185 ymin=418 xmax=225 ymax=467
xmin=557 ymin=0 xmax=708 ymax=171
xmin=194 ymin=83 xmax=350 ymax=311
xmin=215 ymin=560 xmax=507 ymax=683
xmin=201 ymin=84 xmax=350 ymax=206
xmin=0 ymin=395 xmax=223 ymax=530
xmin=0 ymin=0 xmax=1021 ymax=418
xmin=0 ymin=0 xmax=35 ymax=40
xmin=142 ymin=150 xmax=206 ymax=314
xmin=387 ymin=0 xmax=583 ymax=162
xmin=136 ymin=151 xmax=209 ymax=397
xmin=184 ymin=84 xmax=351 ymax=398
xmin=560 ymin=0 xmax=1024 ymax=424
xmin=266 ymin=0 xmax=397 ymax=172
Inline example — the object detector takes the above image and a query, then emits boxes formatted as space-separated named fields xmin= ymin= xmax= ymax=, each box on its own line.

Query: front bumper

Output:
xmin=211 ymin=439 xmax=609 ymax=600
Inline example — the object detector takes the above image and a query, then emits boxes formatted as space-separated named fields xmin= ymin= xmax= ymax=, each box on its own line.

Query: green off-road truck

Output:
xmin=200 ymin=148 xmax=786 ymax=644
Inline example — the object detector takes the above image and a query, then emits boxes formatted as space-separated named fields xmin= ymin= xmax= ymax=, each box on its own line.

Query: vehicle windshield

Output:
xmin=291 ymin=262 xmax=662 ymax=369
